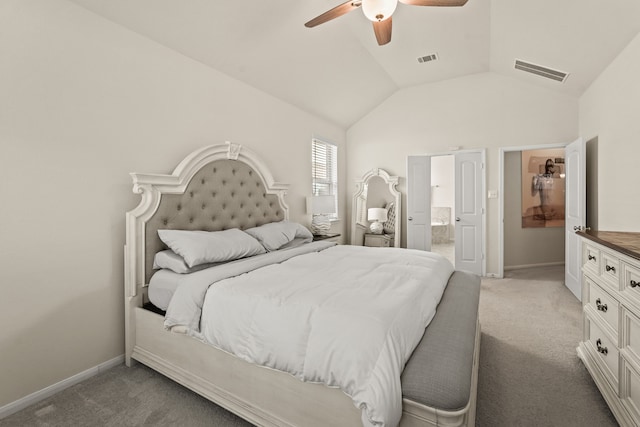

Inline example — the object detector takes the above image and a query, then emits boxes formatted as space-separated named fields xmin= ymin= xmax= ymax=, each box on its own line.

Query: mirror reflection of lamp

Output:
xmin=306 ymin=195 xmax=337 ymax=236
xmin=367 ymin=208 xmax=388 ymax=235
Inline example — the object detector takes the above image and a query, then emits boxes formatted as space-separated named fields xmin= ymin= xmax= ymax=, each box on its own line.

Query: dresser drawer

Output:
xmin=621 ymin=360 xmax=640 ymax=424
xmin=601 ymin=250 xmax=622 ymax=290
xmin=622 ymin=261 xmax=640 ymax=305
xmin=587 ymin=315 xmax=619 ymax=389
xmin=584 ymin=243 xmax=601 ymax=277
xmin=622 ymin=308 xmax=640 ymax=367
xmin=588 ymin=279 xmax=620 ymax=334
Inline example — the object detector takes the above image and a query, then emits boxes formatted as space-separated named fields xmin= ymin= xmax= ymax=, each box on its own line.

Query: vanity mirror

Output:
xmin=352 ymin=168 xmax=401 ymax=247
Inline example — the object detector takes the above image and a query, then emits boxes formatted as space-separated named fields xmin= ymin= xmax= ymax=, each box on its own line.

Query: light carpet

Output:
xmin=1 ymin=265 xmax=617 ymax=426
xmin=476 ymin=265 xmax=616 ymax=426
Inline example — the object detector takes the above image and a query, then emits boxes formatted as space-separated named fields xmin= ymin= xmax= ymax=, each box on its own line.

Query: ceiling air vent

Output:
xmin=515 ymin=59 xmax=569 ymax=82
xmin=417 ymin=53 xmax=438 ymax=64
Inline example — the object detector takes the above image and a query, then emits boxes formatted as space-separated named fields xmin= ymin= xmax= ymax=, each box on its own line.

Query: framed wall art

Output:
xmin=521 ymin=149 xmax=566 ymax=228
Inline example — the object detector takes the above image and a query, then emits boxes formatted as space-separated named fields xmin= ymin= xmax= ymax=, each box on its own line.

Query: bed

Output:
xmin=124 ymin=142 xmax=481 ymax=427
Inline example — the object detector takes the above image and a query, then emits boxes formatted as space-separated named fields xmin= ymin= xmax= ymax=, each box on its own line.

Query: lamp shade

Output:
xmin=307 ymin=195 xmax=337 ymax=215
xmin=362 ymin=0 xmax=397 ymax=22
xmin=367 ymin=207 xmax=388 ymax=222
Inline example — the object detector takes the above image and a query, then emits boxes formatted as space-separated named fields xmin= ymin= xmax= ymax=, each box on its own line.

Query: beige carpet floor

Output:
xmin=431 ymin=241 xmax=455 ymax=265
xmin=476 ymin=265 xmax=616 ymax=426
xmin=1 ymin=265 xmax=618 ymax=426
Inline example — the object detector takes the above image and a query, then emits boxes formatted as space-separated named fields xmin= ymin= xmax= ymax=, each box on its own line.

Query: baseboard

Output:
xmin=0 ymin=354 xmax=124 ymax=420
xmin=504 ymin=261 xmax=565 ymax=271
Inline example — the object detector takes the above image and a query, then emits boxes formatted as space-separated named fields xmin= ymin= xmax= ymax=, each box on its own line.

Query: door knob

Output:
xmin=408 ymin=217 xmax=413 ymax=221
xmin=455 ymin=217 xmax=461 ymax=222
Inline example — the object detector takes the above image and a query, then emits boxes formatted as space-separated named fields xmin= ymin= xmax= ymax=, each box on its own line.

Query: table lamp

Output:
xmin=367 ymin=208 xmax=388 ymax=235
xmin=307 ymin=195 xmax=336 ymax=235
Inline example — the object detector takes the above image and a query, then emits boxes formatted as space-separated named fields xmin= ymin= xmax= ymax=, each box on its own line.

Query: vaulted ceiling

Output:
xmin=69 ymin=0 xmax=640 ymax=128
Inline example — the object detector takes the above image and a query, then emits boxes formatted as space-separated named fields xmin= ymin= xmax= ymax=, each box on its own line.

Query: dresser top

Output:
xmin=578 ymin=230 xmax=640 ymax=261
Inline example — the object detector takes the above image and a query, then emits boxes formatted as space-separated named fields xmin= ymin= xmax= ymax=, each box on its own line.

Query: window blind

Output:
xmin=311 ymin=138 xmax=338 ymax=218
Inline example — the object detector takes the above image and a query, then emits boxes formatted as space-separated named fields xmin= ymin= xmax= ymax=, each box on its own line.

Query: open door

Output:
xmin=455 ymin=152 xmax=483 ymax=275
xmin=407 ymin=152 xmax=484 ymax=275
xmin=565 ymin=138 xmax=586 ymax=301
xmin=406 ymin=156 xmax=431 ymax=251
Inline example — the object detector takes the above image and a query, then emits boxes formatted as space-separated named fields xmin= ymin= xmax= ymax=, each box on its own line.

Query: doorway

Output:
xmin=503 ymin=149 xmax=566 ymax=270
xmin=498 ymin=139 xmax=585 ymax=301
xmin=430 ymin=155 xmax=455 ymax=265
xmin=407 ymin=150 xmax=486 ymax=276
xmin=499 ymin=144 xmax=566 ymax=278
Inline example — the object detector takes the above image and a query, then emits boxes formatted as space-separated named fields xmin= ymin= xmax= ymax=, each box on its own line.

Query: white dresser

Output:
xmin=577 ymin=230 xmax=640 ymax=426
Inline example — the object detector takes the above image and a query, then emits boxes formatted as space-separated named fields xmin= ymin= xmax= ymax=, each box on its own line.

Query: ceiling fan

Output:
xmin=305 ymin=0 xmax=468 ymax=46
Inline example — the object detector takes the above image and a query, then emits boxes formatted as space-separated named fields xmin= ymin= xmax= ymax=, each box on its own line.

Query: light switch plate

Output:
xmin=487 ymin=190 xmax=498 ymax=199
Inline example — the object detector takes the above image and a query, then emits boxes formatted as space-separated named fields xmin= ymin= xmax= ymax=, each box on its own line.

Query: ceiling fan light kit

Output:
xmin=362 ymin=0 xmax=397 ymax=22
xmin=305 ymin=0 xmax=469 ymax=46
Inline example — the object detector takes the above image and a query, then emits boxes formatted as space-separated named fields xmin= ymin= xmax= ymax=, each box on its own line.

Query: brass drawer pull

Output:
xmin=631 ymin=280 xmax=639 ymax=288
xmin=606 ymin=265 xmax=616 ymax=273
xmin=596 ymin=338 xmax=608 ymax=355
xmin=588 ymin=254 xmax=596 ymax=261
xmin=595 ymin=298 xmax=608 ymax=312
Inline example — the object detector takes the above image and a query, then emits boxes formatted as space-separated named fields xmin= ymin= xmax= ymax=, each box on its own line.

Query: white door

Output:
xmin=565 ymin=138 xmax=586 ymax=301
xmin=455 ymin=152 xmax=483 ymax=275
xmin=406 ymin=156 xmax=431 ymax=250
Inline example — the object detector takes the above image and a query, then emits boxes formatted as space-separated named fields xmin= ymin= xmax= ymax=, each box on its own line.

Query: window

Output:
xmin=311 ymin=138 xmax=338 ymax=219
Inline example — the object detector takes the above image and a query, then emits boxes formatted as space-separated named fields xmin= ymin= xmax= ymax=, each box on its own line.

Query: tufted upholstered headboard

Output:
xmin=144 ymin=159 xmax=285 ymax=282
xmin=125 ymin=143 xmax=289 ymax=294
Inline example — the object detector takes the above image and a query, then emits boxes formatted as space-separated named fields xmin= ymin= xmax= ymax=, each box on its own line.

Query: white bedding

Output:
xmin=164 ymin=243 xmax=454 ymax=427
xmin=149 ymin=237 xmax=313 ymax=311
xmin=148 ymin=269 xmax=179 ymax=311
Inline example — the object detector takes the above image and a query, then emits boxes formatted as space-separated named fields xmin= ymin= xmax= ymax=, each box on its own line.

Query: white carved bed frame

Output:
xmin=124 ymin=142 xmax=479 ymax=427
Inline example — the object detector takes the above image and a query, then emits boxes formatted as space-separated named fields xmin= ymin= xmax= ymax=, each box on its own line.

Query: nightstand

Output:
xmin=313 ymin=233 xmax=341 ymax=243
xmin=364 ymin=234 xmax=394 ymax=247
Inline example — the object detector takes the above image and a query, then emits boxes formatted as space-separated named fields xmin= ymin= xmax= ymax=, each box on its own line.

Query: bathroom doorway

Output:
xmin=407 ymin=150 xmax=485 ymax=275
xmin=431 ymin=155 xmax=455 ymax=265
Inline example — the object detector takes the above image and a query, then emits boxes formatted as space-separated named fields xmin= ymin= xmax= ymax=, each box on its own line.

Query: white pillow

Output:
xmin=157 ymin=228 xmax=266 ymax=268
xmin=153 ymin=250 xmax=222 ymax=274
xmin=279 ymin=237 xmax=313 ymax=251
xmin=244 ymin=221 xmax=313 ymax=252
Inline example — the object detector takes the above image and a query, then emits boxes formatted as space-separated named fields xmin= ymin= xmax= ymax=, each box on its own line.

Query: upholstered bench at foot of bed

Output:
xmin=401 ymin=271 xmax=481 ymax=425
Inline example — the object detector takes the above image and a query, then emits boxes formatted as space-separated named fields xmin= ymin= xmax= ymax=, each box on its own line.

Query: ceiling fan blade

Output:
xmin=399 ymin=0 xmax=468 ymax=6
xmin=305 ymin=1 xmax=362 ymax=28
xmin=372 ymin=17 xmax=392 ymax=46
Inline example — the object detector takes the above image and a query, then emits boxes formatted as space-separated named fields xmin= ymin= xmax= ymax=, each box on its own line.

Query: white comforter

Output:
xmin=165 ymin=243 xmax=453 ymax=427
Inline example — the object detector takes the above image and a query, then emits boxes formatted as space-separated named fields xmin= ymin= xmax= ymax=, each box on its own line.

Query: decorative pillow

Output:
xmin=244 ymin=221 xmax=313 ymax=252
xmin=383 ymin=202 xmax=396 ymax=235
xmin=152 ymin=250 xmax=222 ymax=274
xmin=157 ymin=228 xmax=266 ymax=268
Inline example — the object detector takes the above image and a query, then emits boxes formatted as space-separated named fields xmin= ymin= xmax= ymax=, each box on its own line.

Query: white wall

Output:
xmin=347 ymin=72 xmax=578 ymax=275
xmin=580 ymin=32 xmax=640 ymax=232
xmin=0 ymin=0 xmax=345 ymax=408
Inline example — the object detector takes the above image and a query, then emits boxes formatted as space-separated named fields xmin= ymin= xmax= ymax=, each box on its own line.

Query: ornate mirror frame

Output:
xmin=351 ymin=168 xmax=401 ymax=248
